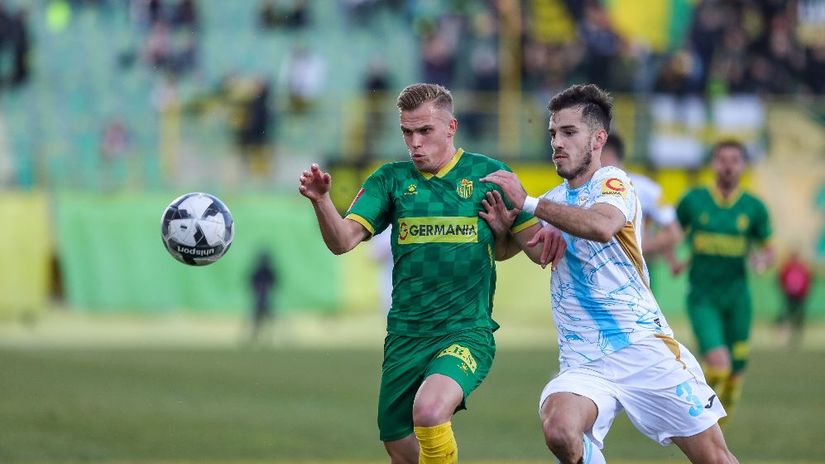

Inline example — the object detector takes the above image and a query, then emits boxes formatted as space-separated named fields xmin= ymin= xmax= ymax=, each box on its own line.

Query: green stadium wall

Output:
xmin=53 ymin=192 xmax=339 ymax=314
xmin=0 ymin=191 xmax=822 ymax=321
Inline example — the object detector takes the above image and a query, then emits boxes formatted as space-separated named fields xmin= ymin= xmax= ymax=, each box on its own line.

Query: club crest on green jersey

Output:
xmin=457 ymin=178 xmax=473 ymax=199
xmin=737 ymin=214 xmax=750 ymax=231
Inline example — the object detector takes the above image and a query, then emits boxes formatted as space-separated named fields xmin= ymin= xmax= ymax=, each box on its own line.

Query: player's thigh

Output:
xmin=378 ymin=334 xmax=436 ymax=442
xmin=540 ymin=392 xmax=599 ymax=436
xmin=670 ymin=423 xmax=736 ymax=463
xmin=687 ymin=294 xmax=726 ymax=354
xmin=538 ymin=368 xmax=620 ymax=449
xmin=377 ymin=329 xmax=494 ymax=441
xmin=723 ymin=294 xmax=752 ymax=373
xmin=619 ymin=337 xmax=725 ymax=445
xmin=424 ymin=328 xmax=496 ymax=408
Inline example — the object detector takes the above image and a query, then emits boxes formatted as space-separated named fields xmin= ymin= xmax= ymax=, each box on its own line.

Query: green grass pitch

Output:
xmin=1 ymin=346 xmax=824 ymax=463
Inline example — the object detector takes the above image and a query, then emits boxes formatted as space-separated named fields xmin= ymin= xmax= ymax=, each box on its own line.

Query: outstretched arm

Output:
xmin=479 ymin=190 xmax=566 ymax=268
xmin=642 ymin=221 xmax=683 ymax=256
xmin=481 ymin=170 xmax=625 ymax=242
xmin=299 ymin=163 xmax=370 ymax=254
xmin=479 ymin=191 xmax=522 ymax=260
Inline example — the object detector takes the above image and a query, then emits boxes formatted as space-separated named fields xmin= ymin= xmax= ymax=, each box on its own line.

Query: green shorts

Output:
xmin=687 ymin=286 xmax=752 ymax=373
xmin=377 ymin=327 xmax=495 ymax=442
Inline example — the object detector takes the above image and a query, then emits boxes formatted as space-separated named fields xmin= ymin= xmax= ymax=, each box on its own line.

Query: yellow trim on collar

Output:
xmin=419 ymin=148 xmax=464 ymax=179
xmin=708 ymin=184 xmax=743 ymax=208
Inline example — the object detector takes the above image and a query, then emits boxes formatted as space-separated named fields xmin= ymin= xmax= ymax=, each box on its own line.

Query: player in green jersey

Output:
xmin=676 ymin=140 xmax=773 ymax=425
xmin=299 ymin=83 xmax=564 ymax=464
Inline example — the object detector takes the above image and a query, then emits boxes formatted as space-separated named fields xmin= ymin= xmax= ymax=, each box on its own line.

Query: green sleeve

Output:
xmin=752 ymin=197 xmax=772 ymax=243
xmin=676 ymin=190 xmax=693 ymax=230
xmin=345 ymin=166 xmax=392 ymax=236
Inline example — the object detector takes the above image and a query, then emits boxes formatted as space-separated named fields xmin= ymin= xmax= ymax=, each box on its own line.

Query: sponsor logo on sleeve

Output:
xmin=348 ymin=188 xmax=365 ymax=211
xmin=601 ymin=177 xmax=627 ymax=197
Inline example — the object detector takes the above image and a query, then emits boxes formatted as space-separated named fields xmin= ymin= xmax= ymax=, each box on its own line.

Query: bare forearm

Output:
xmin=494 ymin=233 xmax=522 ymax=261
xmin=534 ymin=199 xmax=617 ymax=242
xmin=642 ymin=223 xmax=682 ymax=255
xmin=311 ymin=194 xmax=365 ymax=254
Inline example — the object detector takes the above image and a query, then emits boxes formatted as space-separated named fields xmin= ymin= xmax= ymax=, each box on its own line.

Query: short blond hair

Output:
xmin=396 ymin=83 xmax=453 ymax=113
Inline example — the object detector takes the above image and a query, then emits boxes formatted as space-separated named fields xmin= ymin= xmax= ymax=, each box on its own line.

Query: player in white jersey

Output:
xmin=600 ymin=133 xmax=682 ymax=276
xmin=481 ymin=84 xmax=737 ymax=464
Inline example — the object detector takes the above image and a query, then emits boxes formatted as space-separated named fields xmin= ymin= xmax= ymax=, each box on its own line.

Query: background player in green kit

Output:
xmin=675 ymin=140 xmax=774 ymax=425
xmin=298 ymin=83 xmax=557 ymax=464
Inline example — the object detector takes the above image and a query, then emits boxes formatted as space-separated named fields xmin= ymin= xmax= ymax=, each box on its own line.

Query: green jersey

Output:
xmin=676 ymin=186 xmax=772 ymax=293
xmin=346 ymin=149 xmax=538 ymax=336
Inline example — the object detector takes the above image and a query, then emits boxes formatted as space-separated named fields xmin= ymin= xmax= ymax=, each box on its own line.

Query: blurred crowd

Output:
xmin=3 ymin=0 xmax=825 ymax=187
xmin=5 ymin=0 xmax=825 ymax=99
xmin=0 ymin=2 xmax=30 ymax=90
xmin=398 ymin=0 xmax=825 ymax=99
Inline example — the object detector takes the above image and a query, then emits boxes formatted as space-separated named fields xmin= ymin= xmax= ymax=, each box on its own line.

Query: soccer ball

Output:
xmin=160 ymin=192 xmax=234 ymax=266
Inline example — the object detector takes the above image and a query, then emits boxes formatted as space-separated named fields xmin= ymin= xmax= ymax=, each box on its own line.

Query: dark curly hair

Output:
xmin=711 ymin=139 xmax=750 ymax=163
xmin=548 ymin=84 xmax=613 ymax=133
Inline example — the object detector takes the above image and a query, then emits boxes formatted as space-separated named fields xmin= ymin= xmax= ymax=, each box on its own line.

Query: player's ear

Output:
xmin=448 ymin=118 xmax=458 ymax=137
xmin=593 ymin=128 xmax=608 ymax=151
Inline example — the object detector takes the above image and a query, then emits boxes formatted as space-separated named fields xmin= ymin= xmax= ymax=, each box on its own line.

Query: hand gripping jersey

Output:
xmin=539 ymin=166 xmax=673 ymax=370
xmin=346 ymin=149 xmax=538 ymax=336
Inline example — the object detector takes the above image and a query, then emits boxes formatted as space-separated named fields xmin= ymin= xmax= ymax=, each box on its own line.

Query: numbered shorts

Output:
xmin=378 ymin=328 xmax=495 ymax=441
xmin=687 ymin=289 xmax=752 ymax=373
xmin=539 ymin=334 xmax=726 ymax=448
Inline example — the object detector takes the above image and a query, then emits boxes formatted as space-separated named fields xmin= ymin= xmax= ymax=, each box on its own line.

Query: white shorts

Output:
xmin=539 ymin=334 xmax=726 ymax=448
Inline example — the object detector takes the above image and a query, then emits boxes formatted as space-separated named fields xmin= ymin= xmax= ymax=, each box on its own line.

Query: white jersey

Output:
xmin=539 ymin=166 xmax=673 ymax=371
xmin=629 ymin=173 xmax=676 ymax=227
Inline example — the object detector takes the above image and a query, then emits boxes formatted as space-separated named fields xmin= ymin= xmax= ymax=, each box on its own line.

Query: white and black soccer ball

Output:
xmin=160 ymin=192 xmax=234 ymax=266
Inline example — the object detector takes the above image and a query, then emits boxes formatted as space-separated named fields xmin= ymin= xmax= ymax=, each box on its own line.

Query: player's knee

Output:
xmin=704 ymin=347 xmax=731 ymax=369
xmin=412 ymin=399 xmax=452 ymax=427
xmin=542 ymin=418 xmax=581 ymax=460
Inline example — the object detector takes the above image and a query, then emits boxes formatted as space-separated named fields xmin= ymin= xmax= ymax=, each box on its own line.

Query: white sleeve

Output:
xmin=592 ymin=168 xmax=635 ymax=222
xmin=631 ymin=174 xmax=675 ymax=226
xmin=650 ymin=204 xmax=676 ymax=226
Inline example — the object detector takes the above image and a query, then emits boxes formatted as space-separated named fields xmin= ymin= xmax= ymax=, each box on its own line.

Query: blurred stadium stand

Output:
xmin=1 ymin=0 xmax=823 ymax=188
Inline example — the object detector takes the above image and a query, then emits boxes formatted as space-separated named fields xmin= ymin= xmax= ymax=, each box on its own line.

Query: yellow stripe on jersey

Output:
xmin=692 ymin=232 xmax=748 ymax=257
xmin=345 ymin=213 xmax=376 ymax=236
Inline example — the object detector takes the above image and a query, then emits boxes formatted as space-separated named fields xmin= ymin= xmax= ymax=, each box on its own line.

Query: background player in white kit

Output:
xmin=481 ymin=84 xmax=738 ymax=464
xmin=600 ymin=133 xmax=682 ymax=277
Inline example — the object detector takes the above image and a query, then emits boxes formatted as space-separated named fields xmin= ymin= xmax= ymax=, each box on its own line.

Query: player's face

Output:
xmin=548 ymin=107 xmax=600 ymax=185
xmin=712 ymin=145 xmax=746 ymax=189
xmin=400 ymin=101 xmax=457 ymax=174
